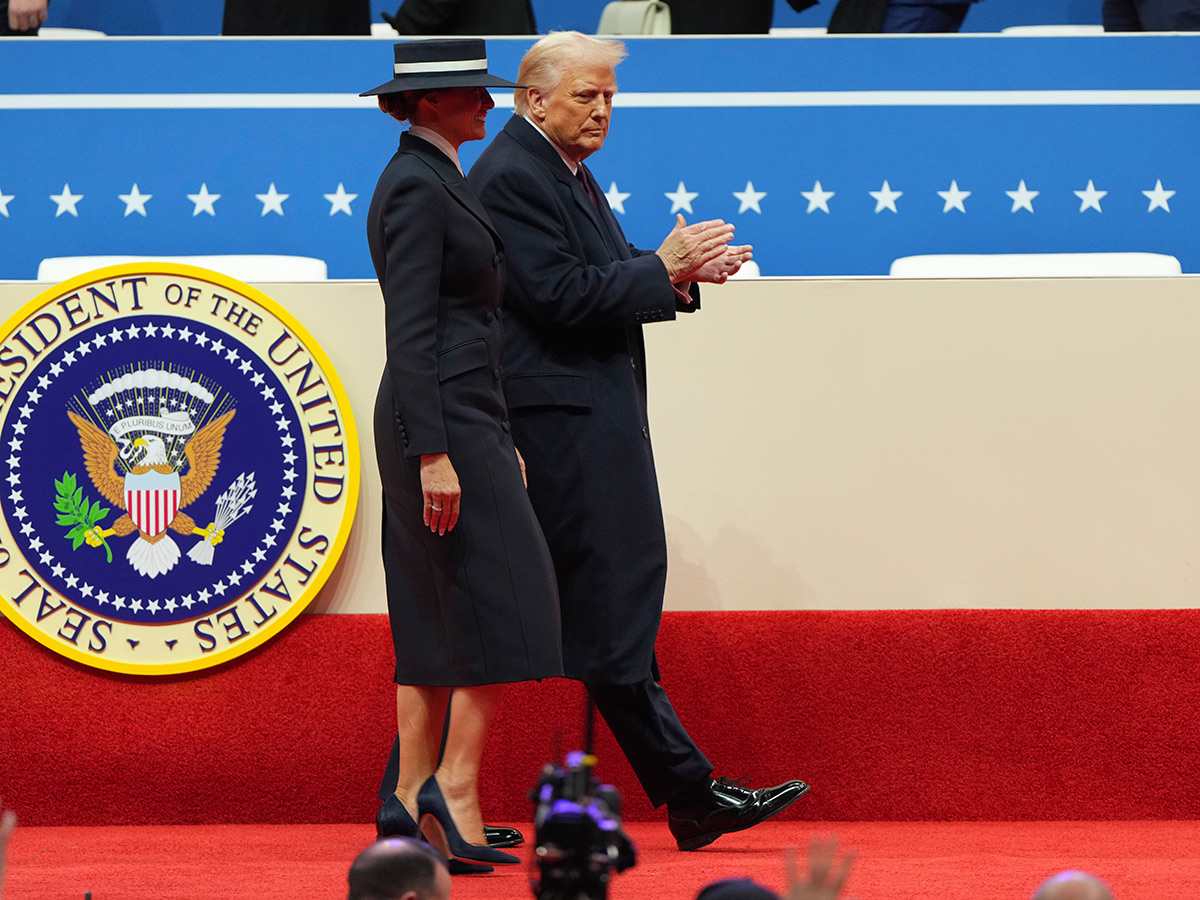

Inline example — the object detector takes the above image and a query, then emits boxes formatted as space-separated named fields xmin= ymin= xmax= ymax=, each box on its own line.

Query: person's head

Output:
xmin=377 ymin=87 xmax=496 ymax=148
xmin=346 ymin=837 xmax=450 ymax=900
xmin=1031 ymin=870 xmax=1114 ymax=900
xmin=696 ymin=878 xmax=779 ymax=900
xmin=515 ymin=31 xmax=628 ymax=164
xmin=361 ymin=38 xmax=519 ymax=147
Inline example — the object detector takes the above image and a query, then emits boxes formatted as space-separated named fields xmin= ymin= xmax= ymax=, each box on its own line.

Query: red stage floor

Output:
xmin=5 ymin=820 xmax=1199 ymax=900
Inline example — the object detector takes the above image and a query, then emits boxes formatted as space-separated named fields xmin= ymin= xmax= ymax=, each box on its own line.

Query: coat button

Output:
xmin=502 ymin=421 xmax=511 ymax=433
xmin=486 ymin=311 xmax=495 ymax=323
xmin=630 ymin=357 xmax=637 ymax=369
xmin=492 ymin=254 xmax=501 ymax=268
xmin=642 ymin=426 xmax=649 ymax=439
xmin=493 ymin=366 xmax=502 ymax=380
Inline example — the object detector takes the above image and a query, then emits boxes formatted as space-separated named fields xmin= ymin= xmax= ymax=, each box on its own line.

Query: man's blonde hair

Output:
xmin=514 ymin=31 xmax=628 ymax=117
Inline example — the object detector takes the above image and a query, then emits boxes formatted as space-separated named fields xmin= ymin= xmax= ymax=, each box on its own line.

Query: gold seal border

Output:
xmin=0 ymin=263 xmax=361 ymax=676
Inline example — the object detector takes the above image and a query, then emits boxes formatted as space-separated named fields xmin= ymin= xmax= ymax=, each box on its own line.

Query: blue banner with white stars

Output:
xmin=1 ymin=36 xmax=1198 ymax=278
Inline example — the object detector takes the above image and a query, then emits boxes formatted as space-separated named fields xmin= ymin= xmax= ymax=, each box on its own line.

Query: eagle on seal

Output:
xmin=66 ymin=409 xmax=235 ymax=578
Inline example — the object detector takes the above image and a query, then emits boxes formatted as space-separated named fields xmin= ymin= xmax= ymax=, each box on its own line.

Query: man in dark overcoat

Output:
xmin=469 ymin=31 xmax=810 ymax=851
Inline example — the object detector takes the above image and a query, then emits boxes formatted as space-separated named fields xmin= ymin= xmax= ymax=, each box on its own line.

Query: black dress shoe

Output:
xmin=484 ymin=825 xmax=525 ymax=848
xmin=667 ymin=777 xmax=810 ymax=851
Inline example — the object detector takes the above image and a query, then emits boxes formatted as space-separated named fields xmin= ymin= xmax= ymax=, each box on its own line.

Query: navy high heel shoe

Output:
xmin=377 ymin=793 xmax=494 ymax=874
xmin=417 ymin=776 xmax=519 ymax=865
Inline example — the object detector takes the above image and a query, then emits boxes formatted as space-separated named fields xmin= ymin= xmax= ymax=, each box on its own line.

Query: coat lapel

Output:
xmin=503 ymin=116 xmax=620 ymax=259
xmin=398 ymin=131 xmax=503 ymax=248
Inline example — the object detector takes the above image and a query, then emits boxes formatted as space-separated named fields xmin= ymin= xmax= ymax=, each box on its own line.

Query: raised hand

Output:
xmin=655 ymin=214 xmax=735 ymax=282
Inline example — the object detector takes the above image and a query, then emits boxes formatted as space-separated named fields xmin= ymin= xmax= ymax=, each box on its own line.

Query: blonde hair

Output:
xmin=514 ymin=31 xmax=628 ymax=117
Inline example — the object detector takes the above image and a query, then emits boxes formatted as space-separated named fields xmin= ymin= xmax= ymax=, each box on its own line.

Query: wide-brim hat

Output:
xmin=361 ymin=38 xmax=523 ymax=97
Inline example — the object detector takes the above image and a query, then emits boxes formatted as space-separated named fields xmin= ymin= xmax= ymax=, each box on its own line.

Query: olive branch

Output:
xmin=54 ymin=472 xmax=113 ymax=563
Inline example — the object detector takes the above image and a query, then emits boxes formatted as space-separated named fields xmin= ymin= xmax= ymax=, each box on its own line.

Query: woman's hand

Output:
xmin=515 ymin=446 xmax=527 ymax=489
xmin=420 ymin=453 xmax=461 ymax=535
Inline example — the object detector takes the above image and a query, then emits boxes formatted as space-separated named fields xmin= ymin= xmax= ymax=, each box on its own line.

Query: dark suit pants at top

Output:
xmin=585 ymin=676 xmax=713 ymax=808
xmin=883 ymin=2 xmax=971 ymax=31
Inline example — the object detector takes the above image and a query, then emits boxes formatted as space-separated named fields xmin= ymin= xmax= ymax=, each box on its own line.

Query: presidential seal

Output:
xmin=0 ymin=264 xmax=359 ymax=675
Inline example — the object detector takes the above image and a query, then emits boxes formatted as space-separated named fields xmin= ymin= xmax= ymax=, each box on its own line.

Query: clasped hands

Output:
xmin=655 ymin=213 xmax=753 ymax=286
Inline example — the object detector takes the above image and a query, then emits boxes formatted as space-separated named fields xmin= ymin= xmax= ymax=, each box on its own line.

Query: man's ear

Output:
xmin=526 ymin=87 xmax=546 ymax=120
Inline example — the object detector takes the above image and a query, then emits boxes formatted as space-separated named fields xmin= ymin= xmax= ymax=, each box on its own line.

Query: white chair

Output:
xmin=889 ymin=252 xmax=1183 ymax=278
xmin=37 ymin=255 xmax=329 ymax=283
xmin=598 ymin=1 xmax=671 ymax=35
xmin=370 ymin=21 xmax=400 ymax=37
xmin=728 ymin=260 xmax=761 ymax=279
xmin=768 ymin=27 xmax=829 ymax=35
xmin=38 ymin=26 xmax=107 ymax=38
xmin=1000 ymin=25 xmax=1106 ymax=35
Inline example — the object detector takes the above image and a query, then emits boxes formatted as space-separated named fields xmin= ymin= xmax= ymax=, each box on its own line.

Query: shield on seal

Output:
xmin=124 ymin=469 xmax=182 ymax=538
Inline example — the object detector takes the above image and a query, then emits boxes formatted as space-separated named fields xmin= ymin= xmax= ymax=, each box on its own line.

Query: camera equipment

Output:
xmin=531 ymin=702 xmax=636 ymax=900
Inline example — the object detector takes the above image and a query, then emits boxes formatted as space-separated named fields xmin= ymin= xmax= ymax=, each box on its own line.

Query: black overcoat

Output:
xmin=367 ymin=131 xmax=562 ymax=686
xmin=469 ymin=116 xmax=697 ymax=684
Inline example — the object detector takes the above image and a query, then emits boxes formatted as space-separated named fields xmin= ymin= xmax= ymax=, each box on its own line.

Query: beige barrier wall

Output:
xmin=3 ymin=276 xmax=1198 ymax=613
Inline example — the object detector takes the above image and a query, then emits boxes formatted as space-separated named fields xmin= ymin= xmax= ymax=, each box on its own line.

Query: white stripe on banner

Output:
xmin=3 ymin=90 xmax=1200 ymax=110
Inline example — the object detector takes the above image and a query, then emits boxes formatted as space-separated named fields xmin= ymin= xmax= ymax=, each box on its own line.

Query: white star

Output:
xmin=65 ymin=573 xmax=79 ymax=588
xmin=50 ymin=184 xmax=83 ymax=218
xmin=213 ymin=581 xmax=227 ymax=596
xmin=142 ymin=322 xmax=158 ymax=337
xmin=188 ymin=183 xmax=220 ymax=217
xmin=239 ymin=359 xmax=253 ymax=373
xmin=177 ymin=325 xmax=193 ymax=342
xmin=263 ymin=533 xmax=278 ymax=548
xmin=0 ymin=188 xmax=12 ymax=217
xmin=276 ymin=417 xmax=289 ymax=432
xmin=256 ymin=183 xmax=289 ymax=217
xmin=194 ymin=331 xmax=209 ymax=347
xmin=1006 ymin=180 xmax=1039 ymax=214
xmin=160 ymin=322 xmax=176 ymax=338
xmin=197 ymin=588 xmax=211 ymax=604
xmin=181 ymin=594 xmax=195 ymax=609
xmin=108 ymin=328 xmax=123 ymax=343
xmin=281 ymin=434 xmax=296 ymax=448
xmin=869 ymin=181 xmax=902 ymax=214
xmin=91 ymin=332 xmax=107 ymax=348
xmin=283 ymin=468 xmax=297 ymax=481
xmin=801 ymin=181 xmax=835 ymax=214
xmin=130 ymin=598 xmax=143 ymax=612
xmin=147 ymin=599 xmax=160 ymax=613
xmin=605 ymin=182 xmax=630 ymax=215
xmin=664 ymin=181 xmax=699 ymax=215
xmin=209 ymin=337 xmax=225 ymax=355
xmin=251 ymin=372 xmax=265 ymax=386
xmin=324 ymin=183 xmax=357 ymax=216
xmin=261 ymin=385 xmax=276 ymax=399
xmin=1074 ymin=179 xmax=1107 ymax=213
xmin=165 ymin=598 xmax=177 ymax=612
xmin=126 ymin=323 xmax=141 ymax=339
xmin=270 ymin=401 xmax=284 ymax=415
xmin=241 ymin=560 xmax=255 ymax=574
xmin=52 ymin=563 xmax=65 ymax=577
xmin=271 ymin=518 xmax=286 ymax=533
xmin=118 ymin=184 xmax=152 ymax=217
xmin=732 ymin=181 xmax=767 ymax=215
xmin=96 ymin=590 xmax=109 ymax=605
xmin=1143 ymin=179 xmax=1175 ymax=213
xmin=253 ymin=547 xmax=267 ymax=562
xmin=937 ymin=180 xmax=971 ymax=214
xmin=226 ymin=348 xmax=240 ymax=363
xmin=282 ymin=485 xmax=296 ymax=500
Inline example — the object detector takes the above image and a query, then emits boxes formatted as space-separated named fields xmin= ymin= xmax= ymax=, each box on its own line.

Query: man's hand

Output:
xmin=9 ymin=0 xmax=49 ymax=32
xmin=689 ymin=243 xmax=754 ymax=284
xmin=783 ymin=837 xmax=855 ymax=900
xmin=420 ymin=453 xmax=461 ymax=535
xmin=655 ymin=214 xmax=735 ymax=283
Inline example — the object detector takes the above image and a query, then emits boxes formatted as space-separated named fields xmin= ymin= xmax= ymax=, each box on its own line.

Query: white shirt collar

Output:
xmin=407 ymin=126 xmax=464 ymax=176
xmin=522 ymin=115 xmax=579 ymax=176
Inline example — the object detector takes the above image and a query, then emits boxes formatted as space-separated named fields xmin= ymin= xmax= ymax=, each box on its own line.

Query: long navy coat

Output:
xmin=469 ymin=116 xmax=697 ymax=684
xmin=368 ymin=131 xmax=562 ymax=686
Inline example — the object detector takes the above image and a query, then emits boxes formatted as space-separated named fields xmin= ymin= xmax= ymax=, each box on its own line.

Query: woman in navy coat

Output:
xmin=362 ymin=39 xmax=562 ymax=869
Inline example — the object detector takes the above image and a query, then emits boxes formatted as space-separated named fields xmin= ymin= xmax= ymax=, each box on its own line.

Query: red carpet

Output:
xmin=4 ymin=610 xmax=1200 ymax=825
xmin=6 ymin=821 xmax=1200 ymax=900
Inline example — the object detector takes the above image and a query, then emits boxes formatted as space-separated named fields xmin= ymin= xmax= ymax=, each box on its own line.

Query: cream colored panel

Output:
xmin=4 ymin=276 xmax=1199 ymax=612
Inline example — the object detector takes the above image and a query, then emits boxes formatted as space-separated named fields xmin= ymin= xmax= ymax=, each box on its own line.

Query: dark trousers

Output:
xmin=377 ymin=676 xmax=713 ymax=810
xmin=586 ymin=676 xmax=713 ymax=808
xmin=883 ymin=2 xmax=971 ymax=31
xmin=1102 ymin=0 xmax=1200 ymax=29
